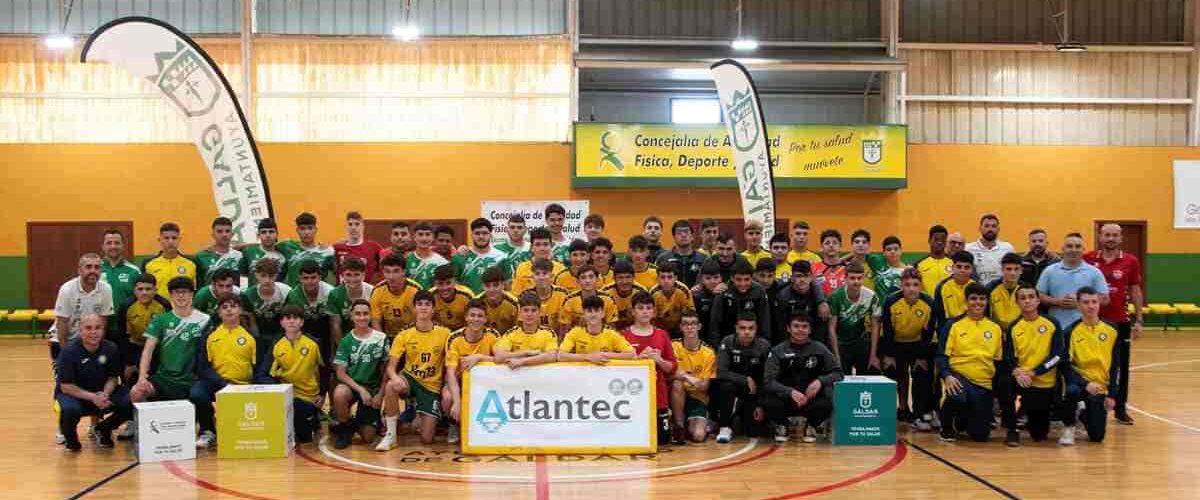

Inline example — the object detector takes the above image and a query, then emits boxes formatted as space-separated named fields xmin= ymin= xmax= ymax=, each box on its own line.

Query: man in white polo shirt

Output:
xmin=52 ymin=253 xmax=115 ymax=358
xmin=965 ymin=214 xmax=1015 ymax=285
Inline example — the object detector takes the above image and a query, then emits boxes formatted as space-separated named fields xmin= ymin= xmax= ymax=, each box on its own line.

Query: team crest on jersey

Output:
xmin=176 ymin=266 xmax=187 ymax=275
xmin=1099 ymin=333 xmax=1108 ymax=341
xmin=805 ymin=356 xmax=818 ymax=368
xmin=236 ymin=336 xmax=247 ymax=346
xmin=98 ymin=354 xmax=107 ymax=365
xmin=1038 ymin=325 xmax=1048 ymax=334
xmin=300 ymin=346 xmax=310 ymax=356
xmin=983 ymin=330 xmax=993 ymax=340
xmin=915 ymin=309 xmax=925 ymax=318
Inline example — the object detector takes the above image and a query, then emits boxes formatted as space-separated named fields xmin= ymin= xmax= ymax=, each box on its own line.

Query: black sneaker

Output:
xmin=96 ymin=430 xmax=115 ymax=448
xmin=1115 ymin=412 xmax=1135 ymax=425
xmin=1005 ymin=429 xmax=1020 ymax=447
xmin=939 ymin=425 xmax=957 ymax=443
xmin=65 ymin=440 xmax=82 ymax=452
xmin=333 ymin=423 xmax=352 ymax=449
xmin=671 ymin=425 xmax=687 ymax=446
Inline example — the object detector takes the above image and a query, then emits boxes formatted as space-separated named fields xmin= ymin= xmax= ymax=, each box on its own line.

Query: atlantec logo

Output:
xmin=475 ymin=389 xmax=634 ymax=433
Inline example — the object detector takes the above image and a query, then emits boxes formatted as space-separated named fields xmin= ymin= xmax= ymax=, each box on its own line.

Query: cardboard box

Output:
xmin=833 ymin=375 xmax=897 ymax=446
xmin=134 ymin=400 xmax=196 ymax=463
xmin=216 ymin=384 xmax=295 ymax=459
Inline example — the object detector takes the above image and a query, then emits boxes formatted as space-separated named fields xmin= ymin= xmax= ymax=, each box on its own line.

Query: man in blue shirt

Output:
xmin=55 ymin=315 xmax=132 ymax=451
xmin=1036 ymin=232 xmax=1109 ymax=327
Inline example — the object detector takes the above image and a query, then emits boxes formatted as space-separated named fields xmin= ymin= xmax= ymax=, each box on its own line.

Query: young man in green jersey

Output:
xmin=848 ymin=229 xmax=887 ymax=292
xmin=100 ymin=229 xmax=141 ymax=330
xmin=286 ymin=260 xmax=335 ymax=397
xmin=331 ymin=299 xmax=389 ymax=449
xmin=325 ymin=257 xmax=373 ymax=373
xmin=240 ymin=218 xmax=287 ymax=282
xmin=194 ymin=217 xmax=243 ymax=287
xmin=827 ymin=262 xmax=881 ymax=375
xmin=131 ymin=277 xmax=210 ymax=404
xmin=874 ymin=236 xmax=907 ymax=300
xmin=241 ymin=259 xmax=292 ymax=360
xmin=453 ymin=218 xmax=510 ymax=294
xmin=407 ymin=221 xmax=450 ymax=290
xmin=193 ymin=268 xmax=240 ymax=326
xmin=279 ymin=212 xmax=336 ymax=287
xmin=495 ymin=214 xmax=531 ymax=270
xmin=545 ymin=204 xmax=571 ymax=263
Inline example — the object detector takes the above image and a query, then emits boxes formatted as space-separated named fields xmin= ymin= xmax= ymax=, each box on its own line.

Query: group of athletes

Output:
xmin=49 ymin=204 xmax=1143 ymax=452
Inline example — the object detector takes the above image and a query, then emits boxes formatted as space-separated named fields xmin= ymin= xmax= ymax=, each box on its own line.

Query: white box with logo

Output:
xmin=134 ymin=400 xmax=197 ymax=463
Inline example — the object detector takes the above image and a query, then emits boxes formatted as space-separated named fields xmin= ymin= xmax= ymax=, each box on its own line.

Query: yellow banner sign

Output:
xmin=574 ymin=123 xmax=907 ymax=189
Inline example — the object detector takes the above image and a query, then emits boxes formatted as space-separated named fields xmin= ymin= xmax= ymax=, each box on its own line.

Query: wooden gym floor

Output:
xmin=5 ymin=331 xmax=1199 ymax=500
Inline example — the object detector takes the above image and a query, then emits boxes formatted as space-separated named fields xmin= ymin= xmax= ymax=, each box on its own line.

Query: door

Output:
xmin=685 ymin=218 xmax=790 ymax=250
xmin=27 ymin=221 xmax=134 ymax=309
xmin=1093 ymin=220 xmax=1146 ymax=293
xmin=364 ymin=219 xmax=468 ymax=250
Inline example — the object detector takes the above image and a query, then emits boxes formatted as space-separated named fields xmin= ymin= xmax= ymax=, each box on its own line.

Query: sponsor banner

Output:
xmin=711 ymin=60 xmax=778 ymax=240
xmin=1175 ymin=160 xmax=1200 ymax=229
xmin=481 ymin=200 xmax=590 ymax=245
xmin=832 ymin=375 xmax=897 ymax=446
xmin=574 ymin=123 xmax=907 ymax=190
xmin=82 ymin=17 xmax=274 ymax=244
xmin=462 ymin=361 xmax=657 ymax=455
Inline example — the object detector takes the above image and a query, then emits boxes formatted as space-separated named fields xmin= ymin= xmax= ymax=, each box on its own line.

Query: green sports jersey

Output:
xmin=873 ymin=265 xmax=906 ymax=301
xmin=334 ymin=329 xmax=389 ymax=393
xmin=240 ymin=245 xmax=287 ymax=280
xmin=102 ymin=259 xmax=141 ymax=316
xmin=325 ymin=283 xmax=374 ymax=332
xmin=278 ymin=240 xmax=336 ymax=287
xmin=285 ymin=281 xmax=334 ymax=323
xmin=241 ymin=282 xmax=293 ymax=340
xmin=495 ymin=241 xmax=531 ymax=267
xmin=194 ymin=247 xmax=243 ymax=286
xmin=828 ymin=286 xmax=881 ymax=347
xmin=552 ymin=240 xmax=571 ymax=265
xmin=452 ymin=247 xmax=510 ymax=294
xmin=192 ymin=284 xmax=241 ymax=326
xmin=406 ymin=252 xmax=448 ymax=289
xmin=144 ymin=310 xmax=210 ymax=390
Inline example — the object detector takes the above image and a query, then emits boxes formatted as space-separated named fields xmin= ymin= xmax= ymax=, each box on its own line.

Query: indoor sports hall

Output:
xmin=2 ymin=1 xmax=1199 ymax=499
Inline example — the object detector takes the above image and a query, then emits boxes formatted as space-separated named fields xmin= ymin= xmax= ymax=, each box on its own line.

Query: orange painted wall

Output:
xmin=1 ymin=142 xmax=1197 ymax=256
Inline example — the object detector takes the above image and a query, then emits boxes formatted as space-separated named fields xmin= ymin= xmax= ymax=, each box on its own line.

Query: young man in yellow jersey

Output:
xmin=268 ymin=304 xmax=326 ymax=443
xmin=985 ymin=253 xmax=1024 ymax=331
xmin=192 ymin=295 xmax=264 ymax=449
xmin=369 ymin=253 xmax=419 ymax=338
xmin=511 ymin=228 xmax=565 ymax=296
xmin=627 ymin=236 xmax=659 ymax=290
xmin=378 ymin=290 xmax=451 ymax=449
xmin=493 ymin=292 xmax=560 ymax=369
xmin=1058 ymin=286 xmax=1120 ymax=445
xmin=589 ymin=237 xmax=616 ymax=289
xmin=558 ymin=295 xmax=636 ymax=364
xmin=604 ymin=260 xmax=646 ymax=331
xmin=767 ymin=233 xmax=792 ymax=280
xmin=670 ymin=311 xmax=716 ymax=444
xmin=914 ymin=225 xmax=951 ymax=297
xmin=479 ymin=266 xmax=518 ymax=334
xmin=786 ymin=221 xmax=821 ymax=265
xmin=936 ymin=283 xmax=1004 ymax=443
xmin=651 ymin=261 xmax=696 ymax=338
xmin=432 ymin=264 xmax=473 ymax=331
xmin=997 ymin=284 xmax=1062 ymax=447
xmin=531 ymin=259 xmax=569 ymax=329
xmin=699 ymin=218 xmax=721 ymax=256
xmin=141 ymin=222 xmax=197 ymax=298
xmin=879 ymin=268 xmax=936 ymax=426
xmin=932 ymin=251 xmax=977 ymax=331
xmin=740 ymin=220 xmax=771 ymax=267
xmin=443 ymin=299 xmax=498 ymax=445
xmin=559 ymin=266 xmax=618 ymax=335
xmin=554 ymin=239 xmax=592 ymax=294
xmin=114 ymin=273 xmax=169 ymax=382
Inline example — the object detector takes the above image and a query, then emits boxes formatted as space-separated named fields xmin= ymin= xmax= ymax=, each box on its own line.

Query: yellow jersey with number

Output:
xmin=388 ymin=325 xmax=452 ymax=392
xmin=480 ymin=292 xmax=518 ymax=334
xmin=369 ymin=280 xmax=421 ymax=337
xmin=271 ymin=334 xmax=323 ymax=402
xmin=434 ymin=285 xmax=474 ymax=331
xmin=672 ymin=340 xmax=716 ymax=403
xmin=651 ymin=284 xmax=696 ymax=333
xmin=603 ymin=283 xmax=647 ymax=330
xmin=559 ymin=326 xmax=633 ymax=354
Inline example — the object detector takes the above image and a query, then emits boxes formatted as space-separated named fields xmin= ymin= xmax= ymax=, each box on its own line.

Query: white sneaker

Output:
xmin=716 ymin=427 xmax=733 ymax=443
xmin=929 ymin=413 xmax=942 ymax=430
xmin=118 ymin=424 xmax=136 ymax=440
xmin=447 ymin=424 xmax=460 ymax=444
xmin=55 ymin=432 xmax=66 ymax=445
xmin=195 ymin=430 xmax=217 ymax=449
xmin=802 ymin=424 xmax=818 ymax=443
xmin=1058 ymin=426 xmax=1076 ymax=446
xmin=774 ymin=424 xmax=789 ymax=443
xmin=374 ymin=431 xmax=398 ymax=452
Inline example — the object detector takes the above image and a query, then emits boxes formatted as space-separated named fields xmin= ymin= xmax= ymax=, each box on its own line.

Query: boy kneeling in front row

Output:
xmin=760 ymin=314 xmax=843 ymax=443
xmin=264 ymin=304 xmax=328 ymax=443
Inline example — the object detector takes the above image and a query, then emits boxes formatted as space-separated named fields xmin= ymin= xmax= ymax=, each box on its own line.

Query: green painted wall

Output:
xmin=0 ymin=256 xmax=26 ymax=309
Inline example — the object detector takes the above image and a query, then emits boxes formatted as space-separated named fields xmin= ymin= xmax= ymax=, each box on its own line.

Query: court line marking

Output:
xmin=315 ymin=436 xmax=760 ymax=481
xmin=535 ymin=455 xmax=550 ymax=500
xmin=1126 ymin=359 xmax=1200 ymax=433
xmin=67 ymin=461 xmax=139 ymax=500
xmin=904 ymin=440 xmax=1020 ymax=500
xmin=163 ymin=461 xmax=276 ymax=500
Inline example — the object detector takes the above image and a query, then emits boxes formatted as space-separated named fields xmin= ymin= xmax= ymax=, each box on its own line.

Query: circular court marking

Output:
xmin=312 ymin=437 xmax=763 ymax=481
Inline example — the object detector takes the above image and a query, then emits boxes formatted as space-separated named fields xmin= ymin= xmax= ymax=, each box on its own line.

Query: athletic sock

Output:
xmin=384 ymin=415 xmax=398 ymax=437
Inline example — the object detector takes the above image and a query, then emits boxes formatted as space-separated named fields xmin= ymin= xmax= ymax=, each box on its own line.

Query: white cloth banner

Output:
xmin=711 ymin=59 xmax=778 ymax=240
xmin=1175 ymin=160 xmax=1200 ymax=229
xmin=481 ymin=200 xmax=590 ymax=245
xmin=462 ymin=361 xmax=656 ymax=454
xmin=82 ymin=17 xmax=273 ymax=243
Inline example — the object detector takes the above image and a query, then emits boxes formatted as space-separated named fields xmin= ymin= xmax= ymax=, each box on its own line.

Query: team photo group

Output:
xmin=51 ymin=203 xmax=1143 ymax=454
